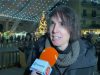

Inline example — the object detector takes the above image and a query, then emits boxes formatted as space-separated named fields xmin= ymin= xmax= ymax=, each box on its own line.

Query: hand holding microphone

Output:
xmin=30 ymin=47 xmax=58 ymax=75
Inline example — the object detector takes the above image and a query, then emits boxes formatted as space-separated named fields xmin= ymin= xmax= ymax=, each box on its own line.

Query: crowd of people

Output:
xmin=0 ymin=32 xmax=34 ymax=47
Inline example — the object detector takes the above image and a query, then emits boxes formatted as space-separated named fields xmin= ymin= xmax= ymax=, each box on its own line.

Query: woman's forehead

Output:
xmin=51 ymin=14 xmax=61 ymax=20
xmin=51 ymin=13 xmax=68 ymax=22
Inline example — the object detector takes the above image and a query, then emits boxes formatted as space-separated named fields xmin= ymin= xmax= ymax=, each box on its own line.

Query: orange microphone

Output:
xmin=30 ymin=47 xmax=59 ymax=75
xmin=39 ymin=47 xmax=59 ymax=67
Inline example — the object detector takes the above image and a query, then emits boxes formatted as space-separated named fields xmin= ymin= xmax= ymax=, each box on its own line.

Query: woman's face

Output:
xmin=49 ymin=14 xmax=70 ymax=50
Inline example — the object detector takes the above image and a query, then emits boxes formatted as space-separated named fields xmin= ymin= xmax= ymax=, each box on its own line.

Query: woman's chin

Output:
xmin=52 ymin=41 xmax=61 ymax=46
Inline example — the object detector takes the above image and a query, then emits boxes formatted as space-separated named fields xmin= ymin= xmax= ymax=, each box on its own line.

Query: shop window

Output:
xmin=91 ymin=10 xmax=96 ymax=17
xmin=82 ymin=9 xmax=87 ymax=17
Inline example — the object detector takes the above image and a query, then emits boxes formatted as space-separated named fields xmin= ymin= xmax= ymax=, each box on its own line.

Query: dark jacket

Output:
xmin=24 ymin=38 xmax=97 ymax=75
xmin=50 ymin=39 xmax=97 ymax=75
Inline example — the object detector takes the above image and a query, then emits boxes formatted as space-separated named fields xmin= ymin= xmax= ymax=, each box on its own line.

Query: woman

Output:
xmin=47 ymin=4 xmax=97 ymax=75
xmin=25 ymin=3 xmax=97 ymax=75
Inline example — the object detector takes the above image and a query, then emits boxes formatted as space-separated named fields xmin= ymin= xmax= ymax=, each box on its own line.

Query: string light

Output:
xmin=0 ymin=0 xmax=68 ymax=22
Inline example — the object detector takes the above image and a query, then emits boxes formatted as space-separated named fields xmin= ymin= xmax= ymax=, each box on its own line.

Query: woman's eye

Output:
xmin=60 ymin=22 xmax=64 ymax=26
xmin=50 ymin=21 xmax=54 ymax=25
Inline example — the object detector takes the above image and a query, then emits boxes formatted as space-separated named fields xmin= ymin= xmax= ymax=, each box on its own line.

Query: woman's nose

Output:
xmin=52 ymin=25 xmax=58 ymax=33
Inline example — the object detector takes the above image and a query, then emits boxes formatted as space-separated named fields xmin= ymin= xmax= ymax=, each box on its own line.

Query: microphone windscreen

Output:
xmin=39 ymin=47 xmax=58 ymax=67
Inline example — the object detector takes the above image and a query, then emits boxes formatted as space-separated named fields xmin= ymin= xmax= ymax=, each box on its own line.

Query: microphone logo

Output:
xmin=45 ymin=67 xmax=50 ymax=75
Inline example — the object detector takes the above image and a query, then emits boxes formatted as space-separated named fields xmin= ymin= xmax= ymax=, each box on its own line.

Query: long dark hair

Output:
xmin=48 ymin=2 xmax=80 ymax=42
